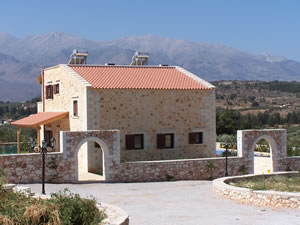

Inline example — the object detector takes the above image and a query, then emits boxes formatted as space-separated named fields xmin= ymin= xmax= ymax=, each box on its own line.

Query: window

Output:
xmin=189 ymin=132 xmax=203 ymax=144
xmin=126 ymin=134 xmax=144 ymax=150
xmin=45 ymin=130 xmax=53 ymax=147
xmin=54 ymin=84 xmax=59 ymax=94
xmin=46 ymin=85 xmax=53 ymax=99
xmin=73 ymin=100 xmax=78 ymax=117
xmin=157 ymin=133 xmax=174 ymax=149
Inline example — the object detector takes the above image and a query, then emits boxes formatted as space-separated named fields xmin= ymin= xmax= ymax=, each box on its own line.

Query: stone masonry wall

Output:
xmin=113 ymin=157 xmax=249 ymax=182
xmin=282 ymin=157 xmax=300 ymax=171
xmin=3 ymin=129 xmax=300 ymax=184
xmin=0 ymin=130 xmax=118 ymax=183
xmin=87 ymin=88 xmax=216 ymax=162
xmin=40 ymin=65 xmax=89 ymax=150
xmin=237 ymin=129 xmax=286 ymax=173
xmin=213 ymin=172 xmax=300 ymax=209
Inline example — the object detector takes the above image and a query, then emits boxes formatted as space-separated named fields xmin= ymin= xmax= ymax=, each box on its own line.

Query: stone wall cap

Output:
xmin=214 ymin=171 xmax=300 ymax=197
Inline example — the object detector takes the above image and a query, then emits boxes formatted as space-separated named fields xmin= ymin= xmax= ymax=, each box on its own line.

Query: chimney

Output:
xmin=68 ymin=49 xmax=88 ymax=64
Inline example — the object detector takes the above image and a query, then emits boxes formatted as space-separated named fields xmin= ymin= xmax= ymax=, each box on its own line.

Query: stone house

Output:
xmin=12 ymin=60 xmax=216 ymax=177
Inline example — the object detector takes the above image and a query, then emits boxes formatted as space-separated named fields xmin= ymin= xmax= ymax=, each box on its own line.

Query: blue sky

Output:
xmin=1 ymin=0 xmax=300 ymax=61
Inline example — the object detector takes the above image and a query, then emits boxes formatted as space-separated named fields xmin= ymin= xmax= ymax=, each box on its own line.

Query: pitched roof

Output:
xmin=67 ymin=65 xmax=214 ymax=90
xmin=11 ymin=112 xmax=69 ymax=128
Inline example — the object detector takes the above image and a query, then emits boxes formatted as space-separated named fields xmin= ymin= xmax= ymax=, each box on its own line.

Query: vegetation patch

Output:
xmin=231 ymin=174 xmax=300 ymax=192
xmin=0 ymin=171 xmax=106 ymax=225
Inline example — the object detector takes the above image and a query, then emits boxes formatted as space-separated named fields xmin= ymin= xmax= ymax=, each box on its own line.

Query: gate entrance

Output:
xmin=77 ymin=140 xmax=104 ymax=181
xmin=237 ymin=129 xmax=286 ymax=174
xmin=253 ymin=138 xmax=272 ymax=174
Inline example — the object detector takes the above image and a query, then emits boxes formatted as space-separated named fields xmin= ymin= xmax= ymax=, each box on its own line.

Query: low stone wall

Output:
xmin=113 ymin=157 xmax=248 ymax=182
xmin=0 ymin=130 xmax=118 ymax=184
xmin=3 ymin=129 xmax=300 ymax=184
xmin=283 ymin=157 xmax=300 ymax=171
xmin=99 ymin=203 xmax=129 ymax=225
xmin=213 ymin=172 xmax=300 ymax=209
xmin=0 ymin=152 xmax=75 ymax=183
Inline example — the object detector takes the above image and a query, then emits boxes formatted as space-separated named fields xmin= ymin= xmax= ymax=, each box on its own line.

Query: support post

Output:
xmin=37 ymin=127 xmax=41 ymax=150
xmin=42 ymin=147 xmax=46 ymax=195
xmin=17 ymin=127 xmax=21 ymax=154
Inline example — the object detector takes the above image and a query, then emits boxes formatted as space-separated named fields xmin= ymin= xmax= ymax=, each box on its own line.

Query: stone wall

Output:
xmin=237 ymin=129 xmax=286 ymax=173
xmin=213 ymin=172 xmax=300 ymax=209
xmin=2 ymin=129 xmax=300 ymax=184
xmin=113 ymin=157 xmax=248 ymax=182
xmin=282 ymin=157 xmax=300 ymax=171
xmin=87 ymin=88 xmax=216 ymax=162
xmin=41 ymin=65 xmax=90 ymax=150
xmin=0 ymin=130 xmax=118 ymax=183
xmin=0 ymin=152 xmax=73 ymax=184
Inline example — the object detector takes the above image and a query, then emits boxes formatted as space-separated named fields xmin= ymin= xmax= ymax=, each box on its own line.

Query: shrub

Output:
xmin=0 ymin=171 xmax=106 ymax=225
xmin=49 ymin=189 xmax=106 ymax=225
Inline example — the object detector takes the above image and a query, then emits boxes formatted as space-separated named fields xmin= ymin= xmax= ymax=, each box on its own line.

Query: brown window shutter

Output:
xmin=157 ymin=134 xmax=165 ymax=149
xmin=54 ymin=84 xmax=59 ymax=94
xmin=199 ymin=132 xmax=203 ymax=144
xmin=189 ymin=133 xmax=196 ymax=144
xmin=126 ymin=135 xmax=135 ymax=150
xmin=50 ymin=85 xmax=54 ymax=99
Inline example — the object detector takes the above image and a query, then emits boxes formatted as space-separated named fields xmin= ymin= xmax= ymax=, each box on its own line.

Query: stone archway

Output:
xmin=61 ymin=130 xmax=120 ymax=182
xmin=237 ymin=129 xmax=286 ymax=174
xmin=75 ymin=137 xmax=109 ymax=181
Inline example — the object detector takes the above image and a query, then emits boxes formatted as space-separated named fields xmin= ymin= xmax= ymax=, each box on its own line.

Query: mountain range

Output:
xmin=0 ymin=32 xmax=300 ymax=101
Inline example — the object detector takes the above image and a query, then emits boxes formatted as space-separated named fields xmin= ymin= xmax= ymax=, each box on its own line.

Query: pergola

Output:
xmin=11 ymin=112 xmax=68 ymax=153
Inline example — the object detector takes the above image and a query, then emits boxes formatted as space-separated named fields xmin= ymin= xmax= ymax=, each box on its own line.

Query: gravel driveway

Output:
xmin=24 ymin=181 xmax=300 ymax=225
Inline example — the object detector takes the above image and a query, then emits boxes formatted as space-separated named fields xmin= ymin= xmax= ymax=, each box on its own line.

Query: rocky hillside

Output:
xmin=0 ymin=32 xmax=300 ymax=101
xmin=213 ymin=80 xmax=300 ymax=116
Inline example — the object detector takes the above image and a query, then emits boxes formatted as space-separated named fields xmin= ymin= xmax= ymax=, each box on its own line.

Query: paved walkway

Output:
xmin=24 ymin=181 xmax=300 ymax=225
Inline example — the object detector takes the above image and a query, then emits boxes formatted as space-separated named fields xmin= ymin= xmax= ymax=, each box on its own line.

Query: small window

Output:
xmin=157 ymin=133 xmax=174 ymax=149
xmin=54 ymin=84 xmax=59 ymax=94
xmin=95 ymin=142 xmax=101 ymax=148
xmin=126 ymin=134 xmax=144 ymax=150
xmin=73 ymin=100 xmax=78 ymax=117
xmin=46 ymin=85 xmax=53 ymax=99
xmin=189 ymin=132 xmax=203 ymax=144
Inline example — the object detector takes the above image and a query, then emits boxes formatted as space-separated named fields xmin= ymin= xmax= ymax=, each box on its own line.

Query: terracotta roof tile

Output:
xmin=68 ymin=65 xmax=213 ymax=90
xmin=11 ymin=112 xmax=68 ymax=128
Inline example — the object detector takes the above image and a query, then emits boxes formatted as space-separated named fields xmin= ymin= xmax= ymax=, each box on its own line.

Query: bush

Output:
xmin=49 ymin=189 xmax=106 ymax=225
xmin=0 ymin=171 xmax=106 ymax=225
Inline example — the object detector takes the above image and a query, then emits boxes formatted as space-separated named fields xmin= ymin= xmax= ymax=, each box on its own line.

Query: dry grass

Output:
xmin=0 ymin=215 xmax=13 ymax=225
xmin=232 ymin=174 xmax=300 ymax=192
xmin=24 ymin=203 xmax=61 ymax=225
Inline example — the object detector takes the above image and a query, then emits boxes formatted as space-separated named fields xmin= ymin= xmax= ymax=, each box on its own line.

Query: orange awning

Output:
xmin=11 ymin=112 xmax=69 ymax=128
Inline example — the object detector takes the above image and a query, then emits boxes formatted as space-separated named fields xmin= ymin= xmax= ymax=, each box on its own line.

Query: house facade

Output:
xmin=12 ymin=63 xmax=216 ymax=166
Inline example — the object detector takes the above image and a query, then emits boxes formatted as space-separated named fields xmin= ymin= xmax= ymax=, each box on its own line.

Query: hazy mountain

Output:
xmin=0 ymin=32 xmax=299 ymax=101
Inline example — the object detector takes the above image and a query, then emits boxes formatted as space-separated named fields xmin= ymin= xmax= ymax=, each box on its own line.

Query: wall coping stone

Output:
xmin=213 ymin=171 xmax=300 ymax=208
xmin=0 ymin=152 xmax=64 ymax=157
xmin=124 ymin=156 xmax=242 ymax=164
xmin=100 ymin=203 xmax=129 ymax=225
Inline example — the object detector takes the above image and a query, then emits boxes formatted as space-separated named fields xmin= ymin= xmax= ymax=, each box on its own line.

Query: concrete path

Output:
xmin=24 ymin=181 xmax=300 ymax=225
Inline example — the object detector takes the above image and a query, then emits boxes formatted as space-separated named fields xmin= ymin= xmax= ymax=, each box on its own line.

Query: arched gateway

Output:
xmin=237 ymin=129 xmax=287 ymax=174
xmin=61 ymin=130 xmax=120 ymax=182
